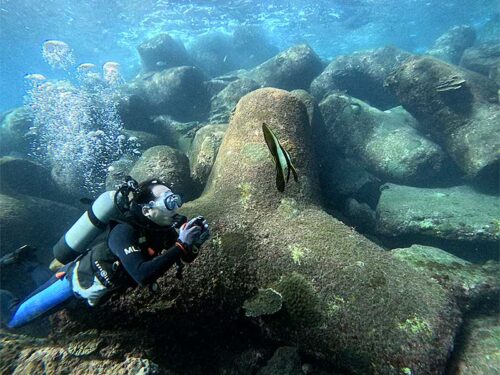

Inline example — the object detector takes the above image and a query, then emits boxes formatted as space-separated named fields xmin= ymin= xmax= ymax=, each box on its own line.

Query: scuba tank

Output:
xmin=52 ymin=177 xmax=139 ymax=265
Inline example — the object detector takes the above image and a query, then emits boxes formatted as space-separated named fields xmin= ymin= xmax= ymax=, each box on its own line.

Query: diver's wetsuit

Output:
xmin=2 ymin=221 xmax=184 ymax=329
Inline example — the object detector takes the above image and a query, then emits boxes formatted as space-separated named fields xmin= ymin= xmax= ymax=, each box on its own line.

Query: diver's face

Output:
xmin=142 ymin=185 xmax=180 ymax=226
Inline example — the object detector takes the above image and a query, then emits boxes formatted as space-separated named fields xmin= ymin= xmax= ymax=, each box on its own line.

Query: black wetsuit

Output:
xmin=107 ymin=222 xmax=182 ymax=286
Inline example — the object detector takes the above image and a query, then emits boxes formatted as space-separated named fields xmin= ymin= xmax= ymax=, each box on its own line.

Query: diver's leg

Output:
xmin=7 ymin=274 xmax=74 ymax=329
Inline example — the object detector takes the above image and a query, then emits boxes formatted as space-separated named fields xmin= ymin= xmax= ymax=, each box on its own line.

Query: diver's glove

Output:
xmin=176 ymin=217 xmax=203 ymax=263
xmin=193 ymin=218 xmax=210 ymax=248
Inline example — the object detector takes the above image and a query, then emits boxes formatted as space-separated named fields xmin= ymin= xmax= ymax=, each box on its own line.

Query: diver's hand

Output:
xmin=193 ymin=218 xmax=210 ymax=248
xmin=178 ymin=219 xmax=202 ymax=247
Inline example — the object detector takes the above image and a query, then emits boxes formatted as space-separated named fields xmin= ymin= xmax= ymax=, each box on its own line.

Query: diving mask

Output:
xmin=149 ymin=191 xmax=183 ymax=212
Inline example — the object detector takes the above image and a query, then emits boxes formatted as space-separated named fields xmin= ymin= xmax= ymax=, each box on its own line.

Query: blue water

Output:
xmin=0 ymin=0 xmax=496 ymax=112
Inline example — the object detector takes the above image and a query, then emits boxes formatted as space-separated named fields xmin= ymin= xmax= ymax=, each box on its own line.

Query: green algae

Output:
xmin=398 ymin=316 xmax=432 ymax=336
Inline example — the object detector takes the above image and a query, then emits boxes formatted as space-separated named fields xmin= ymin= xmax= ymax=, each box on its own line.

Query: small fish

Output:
xmin=156 ymin=61 xmax=168 ymax=67
xmin=262 ymin=122 xmax=298 ymax=192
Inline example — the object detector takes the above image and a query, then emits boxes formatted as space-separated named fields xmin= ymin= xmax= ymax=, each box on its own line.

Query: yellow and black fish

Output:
xmin=262 ymin=122 xmax=298 ymax=192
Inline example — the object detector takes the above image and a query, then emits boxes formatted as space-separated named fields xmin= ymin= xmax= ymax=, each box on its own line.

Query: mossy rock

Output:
xmin=189 ymin=123 xmax=227 ymax=187
xmin=129 ymin=145 xmax=197 ymax=200
xmin=392 ymin=245 xmax=499 ymax=310
xmin=385 ymin=56 xmax=499 ymax=186
xmin=377 ymin=184 xmax=500 ymax=246
xmin=177 ymin=88 xmax=461 ymax=374
xmin=245 ymin=44 xmax=323 ymax=91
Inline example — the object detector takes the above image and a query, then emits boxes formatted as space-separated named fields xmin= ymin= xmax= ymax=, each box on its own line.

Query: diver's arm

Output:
xmin=108 ymin=224 xmax=182 ymax=286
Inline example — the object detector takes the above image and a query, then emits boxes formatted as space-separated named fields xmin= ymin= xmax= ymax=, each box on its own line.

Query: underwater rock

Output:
xmin=105 ymin=158 xmax=135 ymax=191
xmin=130 ymin=145 xmax=196 ymax=200
xmin=137 ymin=33 xmax=191 ymax=72
xmin=187 ymin=31 xmax=236 ymax=77
xmin=377 ymin=184 xmax=500 ymax=253
xmin=0 ymin=107 xmax=33 ymax=157
xmin=256 ymin=346 xmax=302 ymax=375
xmin=189 ymin=123 xmax=227 ymax=187
xmin=391 ymin=245 xmax=499 ymax=311
xmin=122 ymin=129 xmax=163 ymax=152
xmin=427 ymin=25 xmax=476 ymax=65
xmin=448 ymin=314 xmax=500 ymax=375
xmin=290 ymin=89 xmax=325 ymax=130
xmin=0 ymin=193 xmax=80 ymax=259
xmin=209 ymin=77 xmax=260 ymax=123
xmin=310 ymin=46 xmax=412 ymax=110
xmin=345 ymin=198 xmax=377 ymax=233
xmin=127 ymin=66 xmax=210 ymax=121
xmin=319 ymin=92 xmax=451 ymax=185
xmin=205 ymin=77 xmax=232 ymax=98
xmin=151 ymin=116 xmax=204 ymax=154
xmin=0 ymin=330 xmax=163 ymax=375
xmin=67 ymin=330 xmax=103 ymax=356
xmin=171 ymin=88 xmax=460 ymax=374
xmin=232 ymin=25 xmax=279 ymax=70
xmin=460 ymin=42 xmax=500 ymax=77
xmin=117 ymin=91 xmax=157 ymax=133
xmin=243 ymin=288 xmax=283 ymax=317
xmin=386 ymin=56 xmax=500 ymax=188
xmin=244 ymin=44 xmax=323 ymax=91
xmin=0 ymin=156 xmax=72 ymax=203
xmin=319 ymin=155 xmax=382 ymax=211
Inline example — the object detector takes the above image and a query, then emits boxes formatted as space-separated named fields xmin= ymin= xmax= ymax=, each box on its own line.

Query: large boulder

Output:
xmin=0 ymin=107 xmax=33 ymax=157
xmin=310 ymin=46 xmax=412 ymax=110
xmin=121 ymin=129 xmax=163 ymax=153
xmin=209 ymin=78 xmax=260 ymax=123
xmin=427 ymin=25 xmax=476 ymax=65
xmin=244 ymin=44 xmax=323 ymax=91
xmin=137 ymin=33 xmax=191 ymax=72
xmin=129 ymin=145 xmax=197 ymax=200
xmin=0 ymin=193 xmax=80 ymax=262
xmin=189 ymin=123 xmax=227 ymax=187
xmin=0 ymin=157 xmax=73 ymax=204
xmin=71 ymin=88 xmax=463 ymax=374
xmin=448 ymin=314 xmax=500 ymax=375
xmin=391 ymin=245 xmax=499 ymax=311
xmin=187 ymin=31 xmax=236 ymax=77
xmin=460 ymin=42 xmax=500 ymax=77
xmin=231 ymin=25 xmax=279 ymax=70
xmin=319 ymin=92 xmax=451 ymax=185
xmin=385 ymin=56 xmax=500 ymax=189
xmin=105 ymin=158 xmax=135 ymax=191
xmin=319 ymin=155 xmax=382 ymax=211
xmin=187 ymin=28 xmax=278 ymax=78
xmin=376 ymin=184 xmax=499 ymax=259
xmin=127 ymin=66 xmax=210 ymax=121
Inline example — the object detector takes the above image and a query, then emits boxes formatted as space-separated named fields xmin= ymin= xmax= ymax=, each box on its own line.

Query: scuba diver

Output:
xmin=0 ymin=177 xmax=210 ymax=329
